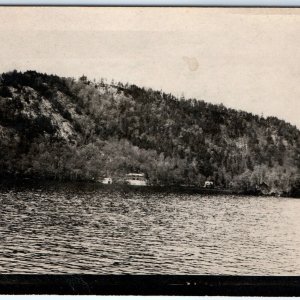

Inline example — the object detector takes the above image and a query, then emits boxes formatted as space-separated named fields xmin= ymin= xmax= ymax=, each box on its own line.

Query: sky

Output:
xmin=0 ymin=7 xmax=300 ymax=128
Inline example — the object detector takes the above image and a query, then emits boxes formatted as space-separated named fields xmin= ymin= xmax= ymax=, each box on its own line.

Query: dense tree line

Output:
xmin=0 ymin=70 xmax=299 ymax=194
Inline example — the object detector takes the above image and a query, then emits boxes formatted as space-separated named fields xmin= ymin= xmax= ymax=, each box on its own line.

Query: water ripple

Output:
xmin=0 ymin=184 xmax=299 ymax=274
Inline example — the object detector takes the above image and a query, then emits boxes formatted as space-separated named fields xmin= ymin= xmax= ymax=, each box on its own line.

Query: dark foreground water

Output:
xmin=0 ymin=182 xmax=299 ymax=275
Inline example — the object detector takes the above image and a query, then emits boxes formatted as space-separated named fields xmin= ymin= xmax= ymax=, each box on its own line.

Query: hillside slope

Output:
xmin=0 ymin=70 xmax=299 ymax=194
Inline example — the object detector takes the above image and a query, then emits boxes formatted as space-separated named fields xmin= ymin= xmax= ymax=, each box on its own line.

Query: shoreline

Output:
xmin=0 ymin=176 xmax=296 ymax=198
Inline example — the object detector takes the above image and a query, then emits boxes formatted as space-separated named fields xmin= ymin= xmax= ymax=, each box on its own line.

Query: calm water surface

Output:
xmin=0 ymin=183 xmax=300 ymax=274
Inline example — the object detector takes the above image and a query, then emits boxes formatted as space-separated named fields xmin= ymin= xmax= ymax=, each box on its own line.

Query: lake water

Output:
xmin=0 ymin=182 xmax=300 ymax=275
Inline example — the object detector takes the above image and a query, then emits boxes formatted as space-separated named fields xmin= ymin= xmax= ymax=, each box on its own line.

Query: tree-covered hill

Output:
xmin=0 ymin=70 xmax=299 ymax=194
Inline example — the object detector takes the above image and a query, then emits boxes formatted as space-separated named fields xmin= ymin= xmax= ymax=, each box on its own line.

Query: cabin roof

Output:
xmin=127 ymin=173 xmax=145 ymax=176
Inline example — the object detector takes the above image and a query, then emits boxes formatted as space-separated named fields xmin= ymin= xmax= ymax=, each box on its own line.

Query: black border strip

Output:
xmin=0 ymin=275 xmax=300 ymax=295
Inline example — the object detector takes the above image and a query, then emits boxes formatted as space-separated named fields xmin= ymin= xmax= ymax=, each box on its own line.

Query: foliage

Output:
xmin=0 ymin=70 xmax=299 ymax=194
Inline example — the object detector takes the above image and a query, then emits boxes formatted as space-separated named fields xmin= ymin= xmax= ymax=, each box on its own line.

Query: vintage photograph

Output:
xmin=0 ymin=7 xmax=299 ymax=276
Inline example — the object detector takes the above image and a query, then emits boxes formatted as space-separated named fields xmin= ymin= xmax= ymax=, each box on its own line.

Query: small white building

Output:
xmin=102 ymin=177 xmax=113 ymax=184
xmin=204 ymin=181 xmax=214 ymax=188
xmin=126 ymin=173 xmax=147 ymax=186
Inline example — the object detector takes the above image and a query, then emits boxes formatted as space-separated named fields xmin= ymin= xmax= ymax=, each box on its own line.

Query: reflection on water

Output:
xmin=0 ymin=183 xmax=300 ymax=274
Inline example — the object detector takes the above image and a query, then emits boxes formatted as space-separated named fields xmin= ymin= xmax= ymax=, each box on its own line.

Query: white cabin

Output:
xmin=204 ymin=181 xmax=214 ymax=188
xmin=102 ymin=177 xmax=113 ymax=184
xmin=126 ymin=173 xmax=147 ymax=186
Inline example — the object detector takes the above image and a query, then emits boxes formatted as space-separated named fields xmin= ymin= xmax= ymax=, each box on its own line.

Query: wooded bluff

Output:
xmin=0 ymin=70 xmax=300 ymax=195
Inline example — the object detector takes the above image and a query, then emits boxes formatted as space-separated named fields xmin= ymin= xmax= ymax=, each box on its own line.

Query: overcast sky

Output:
xmin=0 ymin=7 xmax=299 ymax=128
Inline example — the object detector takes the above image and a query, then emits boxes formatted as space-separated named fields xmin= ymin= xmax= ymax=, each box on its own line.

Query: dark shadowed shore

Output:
xmin=0 ymin=176 xmax=299 ymax=198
